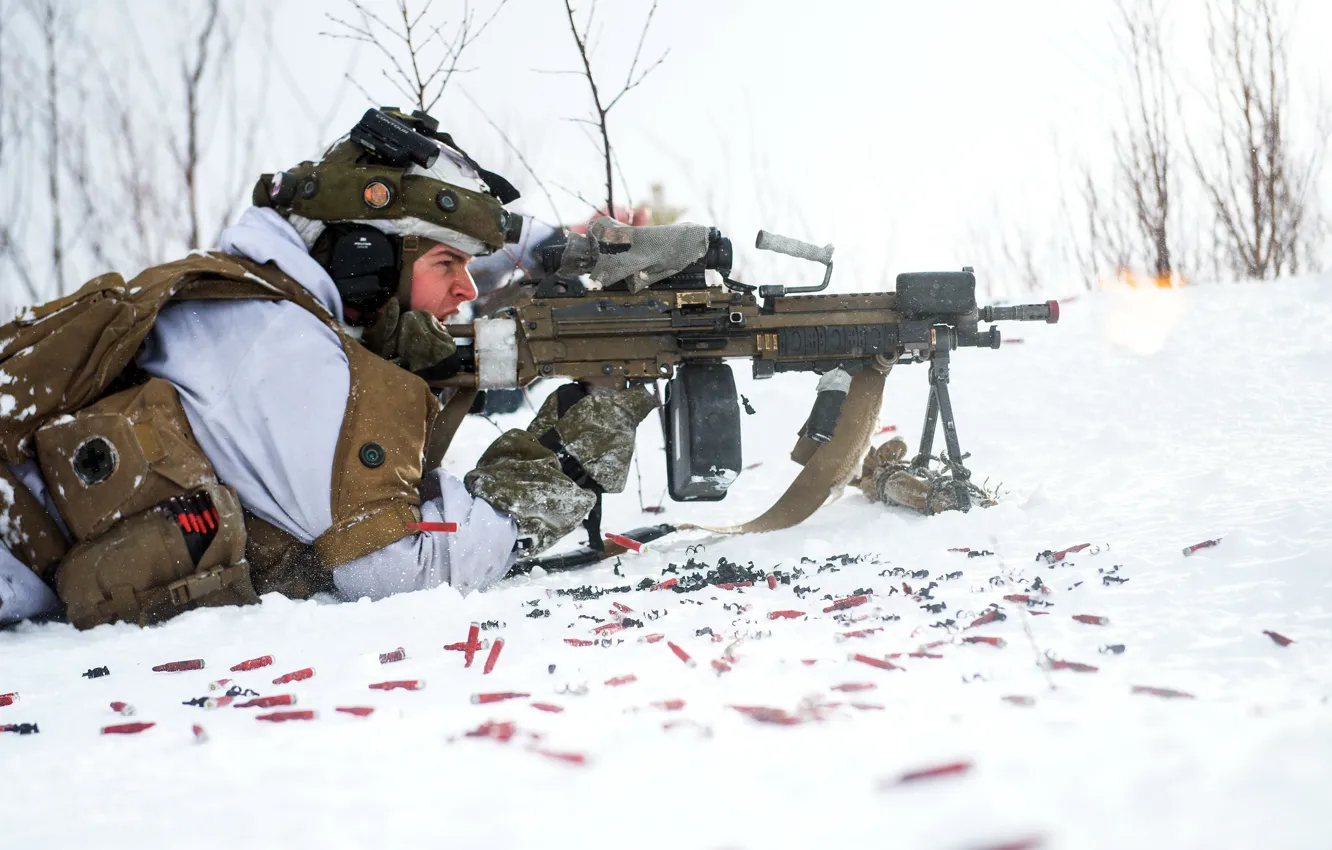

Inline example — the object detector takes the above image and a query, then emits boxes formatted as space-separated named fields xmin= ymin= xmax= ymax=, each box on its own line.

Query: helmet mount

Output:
xmin=253 ymin=107 xmax=521 ymax=317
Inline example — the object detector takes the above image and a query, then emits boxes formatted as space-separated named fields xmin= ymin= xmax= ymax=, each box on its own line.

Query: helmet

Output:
xmin=253 ymin=107 xmax=522 ymax=317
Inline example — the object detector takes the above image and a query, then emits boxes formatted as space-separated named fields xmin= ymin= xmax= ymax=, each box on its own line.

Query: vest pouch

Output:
xmin=34 ymin=379 xmax=215 ymax=542
xmin=57 ymin=481 xmax=259 ymax=629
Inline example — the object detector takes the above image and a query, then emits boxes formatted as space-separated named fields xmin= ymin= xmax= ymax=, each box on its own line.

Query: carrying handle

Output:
xmin=756 ymin=230 xmax=835 ymax=266
xmin=756 ymin=230 xmax=836 ymax=298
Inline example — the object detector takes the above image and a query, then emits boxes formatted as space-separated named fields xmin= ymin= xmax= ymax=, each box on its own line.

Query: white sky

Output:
xmin=69 ymin=0 xmax=1332 ymax=296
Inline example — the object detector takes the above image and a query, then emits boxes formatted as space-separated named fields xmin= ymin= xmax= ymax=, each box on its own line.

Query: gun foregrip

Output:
xmin=980 ymin=300 xmax=1059 ymax=324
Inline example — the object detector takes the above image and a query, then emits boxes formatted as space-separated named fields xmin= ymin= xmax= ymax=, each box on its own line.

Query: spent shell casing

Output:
xmin=368 ymin=680 xmax=424 ymax=691
xmin=445 ymin=639 xmax=491 ymax=651
xmin=666 ymin=641 xmax=695 ymax=667
xmin=464 ymin=622 xmax=481 ymax=668
xmin=233 ymin=694 xmax=295 ymax=709
xmin=102 ymin=722 xmax=155 ymax=735
xmin=255 ymin=710 xmax=315 ymax=722
xmin=1183 ymin=538 xmax=1221 ymax=556
xmin=1073 ymin=614 xmax=1110 ymax=626
xmin=336 ymin=706 xmax=375 ymax=717
xmin=894 ymin=761 xmax=973 ymax=784
xmin=823 ymin=594 xmax=871 ymax=613
xmin=483 ymin=638 xmax=505 ymax=675
xmin=852 ymin=654 xmax=903 ymax=671
xmin=271 ymin=668 xmax=314 ymax=685
xmin=471 ymin=691 xmax=530 ymax=704
xmin=152 ymin=659 xmax=204 ymax=673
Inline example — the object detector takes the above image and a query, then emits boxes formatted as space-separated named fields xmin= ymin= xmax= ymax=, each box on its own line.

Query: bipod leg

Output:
xmin=912 ymin=381 xmax=940 ymax=471
xmin=927 ymin=349 xmax=971 ymax=512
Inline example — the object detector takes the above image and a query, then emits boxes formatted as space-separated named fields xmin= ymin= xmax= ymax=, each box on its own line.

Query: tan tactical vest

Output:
xmin=0 ymin=252 xmax=441 ymax=627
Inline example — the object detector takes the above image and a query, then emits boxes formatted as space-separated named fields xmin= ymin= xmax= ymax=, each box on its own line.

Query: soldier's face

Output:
xmin=410 ymin=243 xmax=477 ymax=319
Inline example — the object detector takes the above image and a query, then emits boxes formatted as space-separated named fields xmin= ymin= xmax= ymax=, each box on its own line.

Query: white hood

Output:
xmin=217 ymin=206 xmax=346 ymax=324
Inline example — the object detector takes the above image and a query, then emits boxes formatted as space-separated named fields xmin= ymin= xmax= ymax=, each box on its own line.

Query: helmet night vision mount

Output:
xmin=254 ymin=107 xmax=522 ymax=317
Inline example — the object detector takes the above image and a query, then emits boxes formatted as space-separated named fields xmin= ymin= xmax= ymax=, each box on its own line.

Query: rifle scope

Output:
xmin=537 ymin=227 xmax=733 ymax=283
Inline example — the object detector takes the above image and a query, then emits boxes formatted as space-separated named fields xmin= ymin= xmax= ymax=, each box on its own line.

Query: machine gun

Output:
xmin=428 ymin=221 xmax=1057 ymax=540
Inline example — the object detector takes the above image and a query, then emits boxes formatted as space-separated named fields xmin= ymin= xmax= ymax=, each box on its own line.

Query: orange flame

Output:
xmin=1098 ymin=267 xmax=1188 ymax=289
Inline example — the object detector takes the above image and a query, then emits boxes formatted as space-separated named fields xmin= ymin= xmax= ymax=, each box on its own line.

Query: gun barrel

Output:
xmin=979 ymin=300 xmax=1060 ymax=324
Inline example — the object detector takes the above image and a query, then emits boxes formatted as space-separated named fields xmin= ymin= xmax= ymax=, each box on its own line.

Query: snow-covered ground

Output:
xmin=3 ymin=278 xmax=1330 ymax=850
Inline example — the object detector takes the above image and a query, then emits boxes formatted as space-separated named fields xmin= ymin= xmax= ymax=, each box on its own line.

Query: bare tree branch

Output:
xmin=458 ymin=85 xmax=563 ymax=223
xmin=24 ymin=0 xmax=64 ymax=290
xmin=323 ymin=0 xmax=509 ymax=114
xmin=1189 ymin=0 xmax=1324 ymax=279
xmin=560 ymin=0 xmax=669 ymax=212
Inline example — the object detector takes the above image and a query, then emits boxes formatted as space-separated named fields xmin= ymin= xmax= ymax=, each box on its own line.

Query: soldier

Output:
xmin=0 ymin=108 xmax=655 ymax=629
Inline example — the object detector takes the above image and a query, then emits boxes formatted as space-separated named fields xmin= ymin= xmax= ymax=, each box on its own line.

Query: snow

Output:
xmin=3 ymin=278 xmax=1332 ymax=849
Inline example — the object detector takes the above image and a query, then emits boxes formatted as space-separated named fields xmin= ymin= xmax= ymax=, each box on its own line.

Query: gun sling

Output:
xmin=513 ymin=364 xmax=889 ymax=572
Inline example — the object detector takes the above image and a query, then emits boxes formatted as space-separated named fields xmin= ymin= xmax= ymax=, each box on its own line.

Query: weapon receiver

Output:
xmin=429 ymin=226 xmax=1057 ymax=509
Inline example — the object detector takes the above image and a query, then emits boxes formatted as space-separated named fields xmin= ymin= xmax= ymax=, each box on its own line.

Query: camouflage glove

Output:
xmin=362 ymin=301 xmax=458 ymax=373
xmin=858 ymin=437 xmax=992 ymax=514
xmin=464 ymin=430 xmax=597 ymax=554
xmin=397 ymin=310 xmax=458 ymax=372
xmin=526 ymin=384 xmax=659 ymax=494
xmin=464 ymin=384 xmax=658 ymax=554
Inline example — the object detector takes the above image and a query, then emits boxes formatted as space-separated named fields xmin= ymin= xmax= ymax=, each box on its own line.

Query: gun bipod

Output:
xmin=910 ymin=341 xmax=973 ymax=512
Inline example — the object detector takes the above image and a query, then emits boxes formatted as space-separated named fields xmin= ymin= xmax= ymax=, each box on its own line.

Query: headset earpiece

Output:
xmin=317 ymin=224 xmax=401 ymax=317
